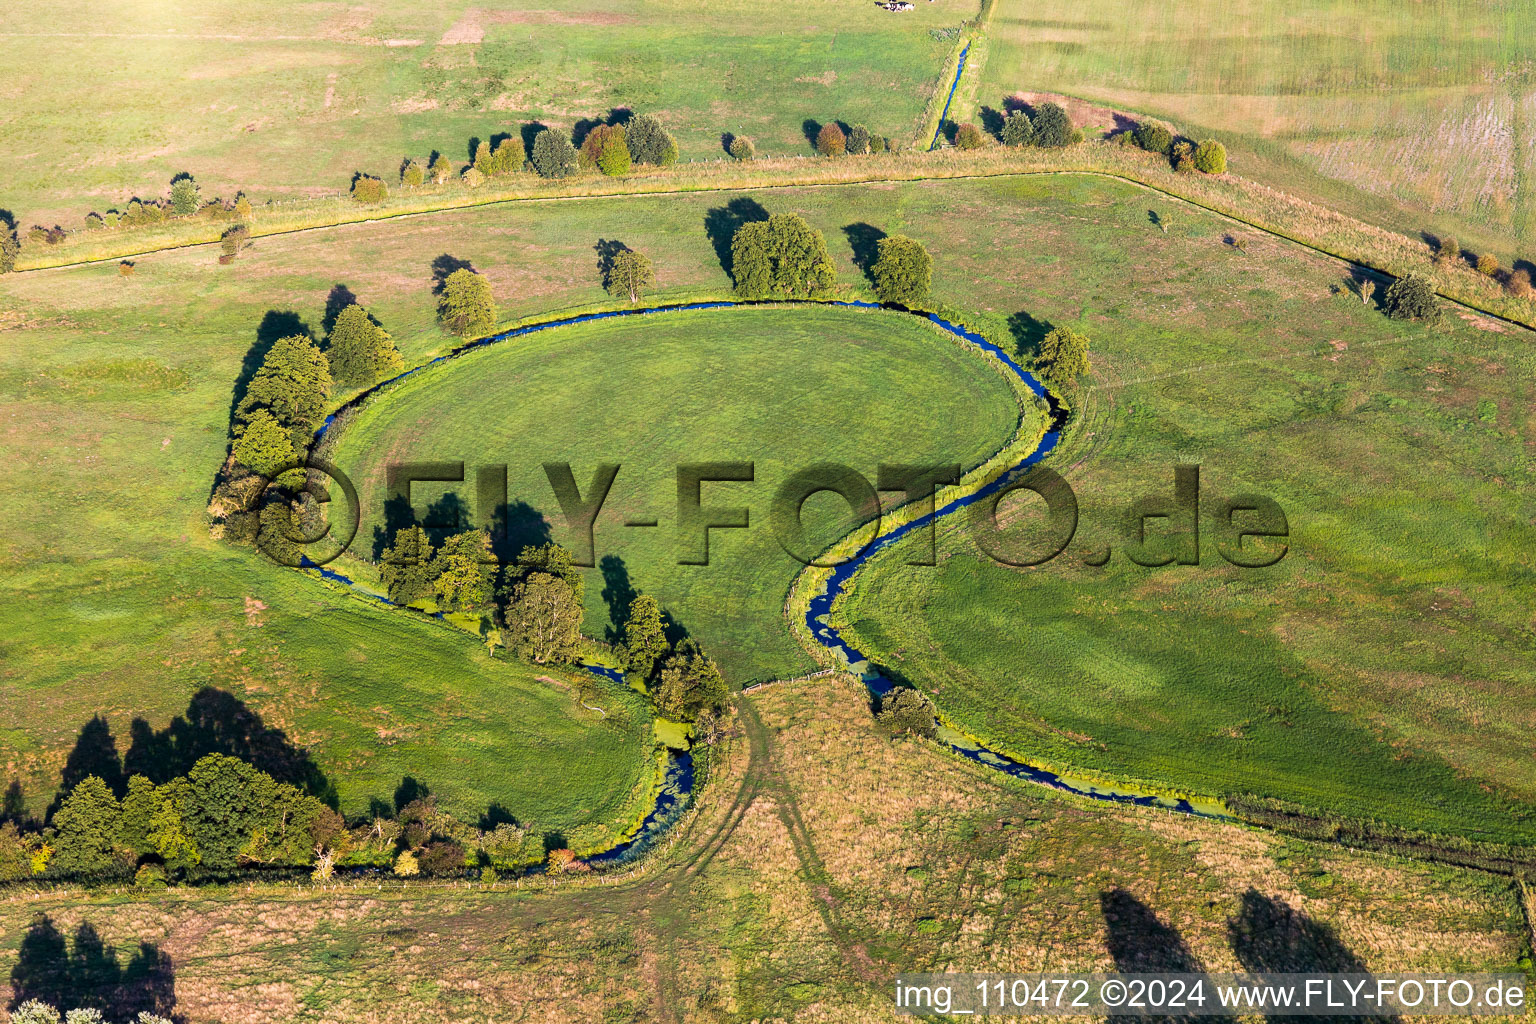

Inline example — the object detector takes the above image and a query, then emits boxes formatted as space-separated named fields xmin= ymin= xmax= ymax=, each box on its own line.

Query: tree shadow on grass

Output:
xmin=702 ymin=197 xmax=770 ymax=280
xmin=978 ymin=105 xmax=1006 ymax=137
xmin=520 ymin=121 xmax=551 ymax=155
xmin=1007 ymin=310 xmax=1051 ymax=361
xmin=46 ymin=715 xmax=126 ymax=819
xmin=490 ymin=499 xmax=553 ymax=565
xmin=122 ymin=687 xmax=336 ymax=807
xmin=801 ymin=118 xmax=823 ymax=149
xmin=594 ymin=238 xmax=631 ymax=292
xmin=9 ymin=915 xmax=178 ymax=1022
xmin=599 ymin=554 xmax=638 ymax=643
xmin=430 ymin=254 xmax=476 ymax=296
xmin=843 ymin=222 xmax=887 ymax=285
xmin=322 ymin=283 xmax=359 ymax=336
xmin=1101 ymin=889 xmax=1229 ymax=1023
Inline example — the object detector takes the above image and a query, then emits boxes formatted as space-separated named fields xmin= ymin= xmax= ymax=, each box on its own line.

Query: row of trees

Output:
xmin=1126 ymin=121 xmax=1227 ymax=174
xmin=1433 ymin=234 xmax=1533 ymax=298
xmin=7 ymin=1002 xmax=171 ymax=1024
xmin=728 ymin=209 xmax=934 ymax=306
xmin=48 ymin=174 xmax=253 ymax=242
xmin=812 ymin=121 xmax=893 ymax=157
xmin=958 ymin=101 xmax=1078 ymax=151
xmin=352 ymin=114 xmax=684 ymax=203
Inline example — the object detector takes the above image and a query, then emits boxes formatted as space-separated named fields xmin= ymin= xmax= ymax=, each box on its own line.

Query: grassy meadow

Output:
xmin=0 ymin=0 xmax=972 ymax=225
xmin=1 ymin=167 xmax=1533 ymax=872
xmin=970 ymin=0 xmax=1536 ymax=258
xmin=322 ymin=306 xmax=1022 ymax=685
xmin=0 ymin=675 xmax=1528 ymax=1021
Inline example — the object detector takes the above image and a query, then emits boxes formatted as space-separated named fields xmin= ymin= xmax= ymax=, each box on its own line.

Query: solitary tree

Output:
xmin=730 ymin=212 xmax=837 ymax=298
xmin=530 ymin=129 xmax=578 ymax=178
xmin=436 ymin=268 xmax=498 ymax=337
xmin=1434 ymin=235 xmax=1460 ymax=267
xmin=607 ymin=248 xmax=655 ymax=303
xmin=815 ymin=122 xmax=846 ymax=157
xmin=380 ymin=525 xmax=437 ymax=605
xmin=169 ymin=173 xmax=201 ymax=216
xmin=729 ymin=136 xmax=755 ymax=161
xmin=220 ymin=223 xmax=250 ymax=259
xmin=326 ymin=303 xmax=404 ymax=387
xmin=504 ymin=571 xmax=583 ymax=664
xmin=870 ymin=234 xmax=932 ymax=306
xmin=231 ymin=409 xmax=298 ymax=477
xmin=622 ymin=594 xmax=668 ymax=681
xmin=236 ymin=334 xmax=334 ymax=443
xmin=1000 ymin=110 xmax=1034 ymax=146
xmin=954 ymin=122 xmax=986 ymax=150
xmin=1193 ymin=139 xmax=1227 ymax=174
xmin=1031 ymin=102 xmax=1073 ymax=147
xmin=626 ymin=114 xmax=679 ymax=166
xmin=1384 ymin=274 xmax=1439 ymax=321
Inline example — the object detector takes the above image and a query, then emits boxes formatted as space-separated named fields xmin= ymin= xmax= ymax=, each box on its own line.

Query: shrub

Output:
xmin=400 ymin=157 xmax=426 ymax=187
xmin=870 ymin=234 xmax=932 ymax=306
xmin=729 ymin=135 xmax=755 ymax=161
xmin=876 ymin=687 xmax=937 ymax=738
xmin=1477 ymin=252 xmax=1500 ymax=276
xmin=233 ymin=192 xmax=252 ymax=219
xmin=220 ymin=223 xmax=250 ymax=258
xmin=102 ymin=210 xmax=120 ymax=228
xmin=0 ymin=222 xmax=19 ymax=274
xmin=428 ymin=152 xmax=453 ymax=184
xmin=460 ymin=166 xmax=486 ymax=189
xmin=351 ymin=174 xmax=388 ymax=204
xmin=626 ymin=113 xmax=678 ymax=165
xmin=1507 ymin=267 xmax=1533 ymax=298
xmin=869 ymin=133 xmax=889 ymax=153
xmin=380 ymin=525 xmax=436 ymax=605
xmin=1193 ymin=139 xmax=1227 ymax=174
xmin=118 ymin=260 xmax=134 ymax=276
xmin=730 ymin=212 xmax=837 ymax=298
xmin=1134 ymin=122 xmax=1173 ymax=155
xmin=954 ymin=122 xmax=986 ymax=150
xmin=1031 ymin=102 xmax=1073 ymax=147
xmin=1000 ymin=110 xmax=1034 ymax=146
xmin=1434 ymin=235 xmax=1460 ymax=266
xmin=418 ymin=839 xmax=467 ymax=875
xmin=1384 ymin=273 xmax=1439 ymax=321
xmin=84 ymin=211 xmax=104 ymax=230
xmin=815 ymin=122 xmax=846 ymax=156
xmin=169 ymin=173 xmax=200 ymax=215
xmin=847 ymin=124 xmax=871 ymax=155
xmin=393 ymin=850 xmax=419 ymax=876
xmin=530 ymin=129 xmax=578 ymax=178
xmin=1171 ymin=140 xmax=1196 ymax=172
xmin=134 ymin=862 xmax=168 ymax=889
xmin=472 ymin=140 xmax=493 ymax=175
xmin=437 ymin=268 xmax=498 ymax=337
xmin=9 ymin=1001 xmax=62 ymax=1024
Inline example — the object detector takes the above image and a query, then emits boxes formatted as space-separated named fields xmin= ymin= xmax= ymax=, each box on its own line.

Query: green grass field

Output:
xmin=323 ymin=305 xmax=1023 ymax=684
xmin=1 ymin=0 xmax=971 ymax=225
xmin=970 ymin=0 xmax=1536 ymax=258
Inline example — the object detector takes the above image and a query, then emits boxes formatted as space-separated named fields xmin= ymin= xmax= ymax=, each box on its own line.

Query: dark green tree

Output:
xmin=621 ymin=594 xmax=668 ymax=681
xmin=380 ymin=525 xmax=437 ymax=605
xmin=847 ymin=124 xmax=871 ymax=154
xmin=730 ymin=212 xmax=837 ymax=298
xmin=236 ymin=334 xmax=333 ymax=443
xmin=436 ymin=268 xmax=498 ymax=337
xmin=530 ymin=129 xmax=578 ymax=178
xmin=326 ymin=303 xmax=404 ymax=387
xmin=1384 ymin=274 xmax=1439 ymax=321
xmin=183 ymin=754 xmax=269 ymax=871
xmin=1000 ymin=110 xmax=1034 ymax=146
xmin=653 ymin=639 xmax=729 ymax=723
xmin=50 ymin=776 xmax=121 ymax=876
xmin=870 ymin=234 xmax=932 ymax=305
xmin=625 ymin=114 xmax=678 ymax=166
xmin=1134 ymin=122 xmax=1173 ymax=155
xmin=119 ymin=775 xmax=158 ymax=858
xmin=1035 ymin=325 xmax=1092 ymax=403
xmin=1031 ymin=102 xmax=1073 ymax=147
xmin=507 ymin=542 xmax=584 ymax=602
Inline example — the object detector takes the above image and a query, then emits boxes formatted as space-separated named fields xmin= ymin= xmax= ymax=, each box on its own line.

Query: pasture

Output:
xmin=0 ymin=0 xmax=970 ymax=224
xmin=971 ymin=0 xmax=1536 ymax=258
xmin=321 ymin=305 xmax=1024 ymax=685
